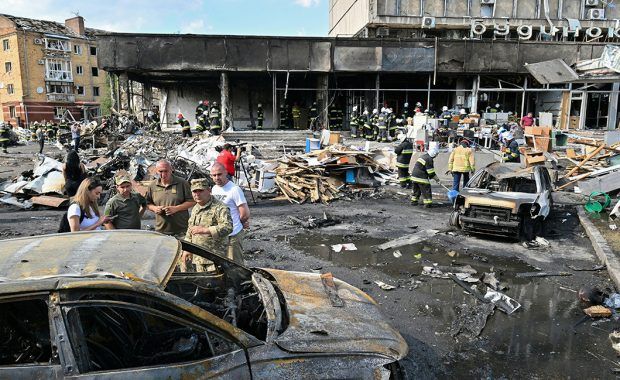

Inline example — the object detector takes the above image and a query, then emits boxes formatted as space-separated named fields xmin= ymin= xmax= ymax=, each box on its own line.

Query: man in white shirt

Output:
xmin=210 ymin=162 xmax=250 ymax=264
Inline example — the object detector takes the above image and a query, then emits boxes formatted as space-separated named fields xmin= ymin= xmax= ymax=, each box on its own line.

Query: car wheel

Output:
xmin=449 ymin=211 xmax=461 ymax=228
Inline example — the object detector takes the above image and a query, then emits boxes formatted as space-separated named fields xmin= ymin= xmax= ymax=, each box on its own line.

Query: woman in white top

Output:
xmin=68 ymin=178 xmax=111 ymax=232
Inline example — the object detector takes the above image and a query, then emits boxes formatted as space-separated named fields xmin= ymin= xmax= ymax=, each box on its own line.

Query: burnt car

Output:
xmin=0 ymin=230 xmax=407 ymax=379
xmin=449 ymin=162 xmax=553 ymax=240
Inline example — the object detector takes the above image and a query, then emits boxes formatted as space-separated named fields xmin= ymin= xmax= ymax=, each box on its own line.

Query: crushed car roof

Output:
xmin=0 ymin=230 xmax=180 ymax=287
xmin=483 ymin=162 xmax=536 ymax=180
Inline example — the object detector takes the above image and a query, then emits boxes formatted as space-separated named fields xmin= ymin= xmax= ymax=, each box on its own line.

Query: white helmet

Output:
xmin=424 ymin=109 xmax=429 ymax=113
xmin=387 ymin=108 xmax=392 ymax=114
xmin=442 ymin=106 xmax=448 ymax=111
xmin=203 ymin=110 xmax=209 ymax=116
xmin=504 ymin=132 xmax=514 ymax=140
xmin=372 ymin=108 xmax=378 ymax=114
xmin=495 ymin=103 xmax=500 ymax=108
xmin=380 ymin=107 xmax=386 ymax=113
xmin=416 ymin=102 xmax=422 ymax=107
xmin=198 ymin=101 xmax=203 ymax=105
xmin=352 ymin=105 xmax=358 ymax=111
xmin=404 ymin=102 xmax=409 ymax=107
xmin=258 ymin=103 xmax=262 ymax=107
xmin=460 ymin=109 xmax=466 ymax=115
xmin=428 ymin=146 xmax=439 ymax=158
xmin=363 ymin=110 xmax=369 ymax=115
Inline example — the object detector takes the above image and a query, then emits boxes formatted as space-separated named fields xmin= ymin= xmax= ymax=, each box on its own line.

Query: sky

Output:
xmin=4 ymin=0 xmax=329 ymax=36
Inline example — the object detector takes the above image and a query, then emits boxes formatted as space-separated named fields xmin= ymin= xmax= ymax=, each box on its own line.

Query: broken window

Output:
xmin=469 ymin=171 xmax=538 ymax=194
xmin=73 ymin=44 xmax=82 ymax=55
xmin=92 ymin=86 xmax=100 ymax=97
xmin=2 ymin=39 xmax=9 ymax=51
xmin=4 ymin=62 xmax=11 ymax=73
xmin=76 ymin=85 xmax=84 ymax=95
xmin=45 ymin=59 xmax=72 ymax=81
xmin=76 ymin=65 xmax=83 ymax=75
xmin=63 ymin=301 xmax=240 ymax=372
xmin=90 ymin=46 xmax=97 ymax=56
xmin=6 ymin=84 xmax=14 ymax=95
xmin=0 ymin=298 xmax=54 ymax=366
xmin=44 ymin=38 xmax=70 ymax=52
xmin=91 ymin=67 xmax=98 ymax=77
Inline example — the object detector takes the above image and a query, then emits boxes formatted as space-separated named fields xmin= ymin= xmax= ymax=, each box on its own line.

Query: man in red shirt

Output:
xmin=521 ymin=112 xmax=535 ymax=127
xmin=216 ymin=144 xmax=241 ymax=179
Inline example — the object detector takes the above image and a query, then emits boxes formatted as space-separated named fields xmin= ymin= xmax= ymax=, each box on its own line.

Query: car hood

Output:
xmin=263 ymin=268 xmax=407 ymax=360
xmin=461 ymin=188 xmax=540 ymax=213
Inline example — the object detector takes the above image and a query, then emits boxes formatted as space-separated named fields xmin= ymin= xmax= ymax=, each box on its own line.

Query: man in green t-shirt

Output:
xmin=104 ymin=175 xmax=147 ymax=230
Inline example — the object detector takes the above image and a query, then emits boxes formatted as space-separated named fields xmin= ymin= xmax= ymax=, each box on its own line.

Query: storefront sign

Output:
xmin=470 ymin=19 xmax=620 ymax=41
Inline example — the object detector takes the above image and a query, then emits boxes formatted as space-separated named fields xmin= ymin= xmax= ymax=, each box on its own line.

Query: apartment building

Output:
xmin=0 ymin=14 xmax=106 ymax=126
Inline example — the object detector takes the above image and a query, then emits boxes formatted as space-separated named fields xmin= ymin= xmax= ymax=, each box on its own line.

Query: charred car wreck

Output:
xmin=0 ymin=231 xmax=407 ymax=379
xmin=450 ymin=163 xmax=553 ymax=240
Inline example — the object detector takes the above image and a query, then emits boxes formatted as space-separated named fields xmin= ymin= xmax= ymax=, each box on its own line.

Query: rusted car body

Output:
xmin=450 ymin=162 xmax=553 ymax=240
xmin=0 ymin=230 xmax=407 ymax=379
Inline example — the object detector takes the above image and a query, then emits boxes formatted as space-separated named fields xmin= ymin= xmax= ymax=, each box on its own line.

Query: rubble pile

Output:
xmin=274 ymin=145 xmax=396 ymax=204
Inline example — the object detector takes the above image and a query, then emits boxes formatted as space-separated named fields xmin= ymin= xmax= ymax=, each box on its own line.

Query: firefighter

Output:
xmin=350 ymin=106 xmax=359 ymax=138
xmin=279 ymin=103 xmax=287 ymax=129
xmin=209 ymin=102 xmax=222 ymax=135
xmin=369 ymin=108 xmax=379 ymax=140
xmin=196 ymin=110 xmax=209 ymax=133
xmin=447 ymin=139 xmax=475 ymax=191
xmin=328 ymin=103 xmax=339 ymax=131
xmin=395 ymin=136 xmax=414 ymax=188
xmin=377 ymin=107 xmax=388 ymax=142
xmin=336 ymin=107 xmax=343 ymax=131
xmin=256 ymin=103 xmax=264 ymax=130
xmin=196 ymin=100 xmax=209 ymax=123
xmin=387 ymin=108 xmax=398 ymax=140
xmin=401 ymin=102 xmax=410 ymax=120
xmin=292 ymin=103 xmax=301 ymax=129
xmin=502 ymin=133 xmax=521 ymax=163
xmin=440 ymin=106 xmax=452 ymax=127
xmin=30 ymin=122 xmax=39 ymax=141
xmin=0 ymin=122 xmax=9 ymax=153
xmin=414 ymin=102 xmax=423 ymax=114
xmin=410 ymin=146 xmax=441 ymax=208
xmin=175 ymin=113 xmax=192 ymax=138
xmin=309 ymin=102 xmax=318 ymax=131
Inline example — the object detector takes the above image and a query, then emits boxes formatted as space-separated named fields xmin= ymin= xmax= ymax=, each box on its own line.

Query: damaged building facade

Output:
xmin=97 ymin=0 xmax=620 ymax=131
xmin=0 ymin=15 xmax=107 ymax=126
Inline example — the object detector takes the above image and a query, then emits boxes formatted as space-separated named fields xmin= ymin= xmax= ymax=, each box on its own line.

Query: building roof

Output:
xmin=0 ymin=13 xmax=106 ymax=40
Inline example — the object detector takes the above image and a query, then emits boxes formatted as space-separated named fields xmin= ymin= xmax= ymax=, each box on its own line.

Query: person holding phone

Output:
xmin=104 ymin=175 xmax=147 ymax=230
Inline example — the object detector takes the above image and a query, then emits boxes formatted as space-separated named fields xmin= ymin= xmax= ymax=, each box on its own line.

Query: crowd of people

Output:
xmin=62 ymin=157 xmax=250 ymax=272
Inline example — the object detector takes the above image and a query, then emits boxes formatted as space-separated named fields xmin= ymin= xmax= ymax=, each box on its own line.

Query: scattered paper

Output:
xmin=484 ymin=288 xmax=521 ymax=314
xmin=393 ymin=250 xmax=402 ymax=258
xmin=374 ymin=280 xmax=396 ymax=291
xmin=331 ymin=243 xmax=357 ymax=253
xmin=610 ymin=224 xmax=618 ymax=231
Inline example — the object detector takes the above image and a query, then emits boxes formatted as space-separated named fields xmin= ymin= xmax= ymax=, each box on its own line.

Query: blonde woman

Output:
xmin=68 ymin=178 xmax=111 ymax=232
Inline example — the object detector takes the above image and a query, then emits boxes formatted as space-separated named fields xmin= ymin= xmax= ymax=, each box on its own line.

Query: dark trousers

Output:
xmin=211 ymin=127 xmax=221 ymax=136
xmin=73 ymin=137 xmax=80 ymax=151
xmin=38 ymin=139 xmax=44 ymax=154
xmin=452 ymin=172 xmax=470 ymax=191
xmin=1 ymin=140 xmax=7 ymax=153
xmin=397 ymin=167 xmax=411 ymax=187
xmin=411 ymin=182 xmax=432 ymax=204
xmin=182 ymin=129 xmax=192 ymax=138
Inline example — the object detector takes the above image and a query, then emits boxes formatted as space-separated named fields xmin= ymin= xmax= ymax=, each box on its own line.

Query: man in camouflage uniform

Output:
xmin=181 ymin=178 xmax=233 ymax=272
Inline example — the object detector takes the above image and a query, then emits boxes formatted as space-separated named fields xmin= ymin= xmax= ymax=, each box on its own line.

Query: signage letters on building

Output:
xmin=468 ymin=19 xmax=620 ymax=41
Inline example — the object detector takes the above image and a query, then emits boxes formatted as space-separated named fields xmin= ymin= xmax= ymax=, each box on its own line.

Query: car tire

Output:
xmin=449 ymin=211 xmax=461 ymax=228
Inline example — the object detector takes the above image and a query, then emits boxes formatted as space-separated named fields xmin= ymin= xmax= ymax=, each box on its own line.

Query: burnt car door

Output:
xmin=536 ymin=167 xmax=553 ymax=218
xmin=58 ymin=290 xmax=252 ymax=379
xmin=0 ymin=295 xmax=63 ymax=378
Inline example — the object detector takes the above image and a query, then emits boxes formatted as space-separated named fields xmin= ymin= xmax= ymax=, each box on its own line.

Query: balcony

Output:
xmin=45 ymin=71 xmax=73 ymax=82
xmin=47 ymin=93 xmax=75 ymax=102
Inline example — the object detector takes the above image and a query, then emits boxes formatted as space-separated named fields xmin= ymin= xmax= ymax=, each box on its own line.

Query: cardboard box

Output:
xmin=329 ymin=132 xmax=342 ymax=145
xmin=526 ymin=155 xmax=546 ymax=165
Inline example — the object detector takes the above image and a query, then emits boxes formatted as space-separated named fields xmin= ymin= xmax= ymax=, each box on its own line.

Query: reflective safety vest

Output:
xmin=0 ymin=125 xmax=9 ymax=142
xmin=395 ymin=140 xmax=414 ymax=169
xmin=257 ymin=109 xmax=264 ymax=121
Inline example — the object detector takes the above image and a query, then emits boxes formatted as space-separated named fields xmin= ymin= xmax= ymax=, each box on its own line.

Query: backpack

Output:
xmin=58 ymin=203 xmax=86 ymax=233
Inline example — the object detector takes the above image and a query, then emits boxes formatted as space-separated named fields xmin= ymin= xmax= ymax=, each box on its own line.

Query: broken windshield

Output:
xmin=469 ymin=170 xmax=537 ymax=194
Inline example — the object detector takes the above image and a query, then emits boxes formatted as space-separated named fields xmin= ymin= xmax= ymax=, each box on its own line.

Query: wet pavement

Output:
xmin=279 ymin=230 xmax=620 ymax=378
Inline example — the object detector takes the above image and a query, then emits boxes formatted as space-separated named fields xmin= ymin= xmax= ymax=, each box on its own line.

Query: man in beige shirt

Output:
xmin=145 ymin=160 xmax=195 ymax=237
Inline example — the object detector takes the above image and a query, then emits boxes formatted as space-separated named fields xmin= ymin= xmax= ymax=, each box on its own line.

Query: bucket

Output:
xmin=585 ymin=191 xmax=611 ymax=214
xmin=305 ymin=138 xmax=321 ymax=153
xmin=447 ymin=189 xmax=459 ymax=203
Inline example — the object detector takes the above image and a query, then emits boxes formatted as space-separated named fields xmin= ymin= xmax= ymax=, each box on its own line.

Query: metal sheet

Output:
xmin=334 ymin=46 xmax=381 ymax=71
xmin=265 ymin=268 xmax=407 ymax=359
xmin=0 ymin=230 xmax=180 ymax=286
xmin=602 ymin=44 xmax=620 ymax=74
xmin=381 ymin=47 xmax=434 ymax=72
xmin=309 ymin=42 xmax=331 ymax=72
xmin=524 ymin=59 xmax=579 ymax=84
xmin=30 ymin=195 xmax=69 ymax=208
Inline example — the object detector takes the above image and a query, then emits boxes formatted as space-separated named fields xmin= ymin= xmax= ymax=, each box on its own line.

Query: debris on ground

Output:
xmin=392 ymin=250 xmax=402 ymax=258
xmin=604 ymin=294 xmax=620 ymax=309
xmin=584 ymin=305 xmax=613 ymax=318
xmin=484 ymin=288 xmax=521 ymax=314
xmin=610 ymin=331 xmax=620 ymax=355
xmin=377 ymin=229 xmax=439 ymax=250
xmin=579 ymin=286 xmax=607 ymax=304
xmin=450 ymin=303 xmax=495 ymax=341
xmin=288 ymin=213 xmax=341 ymax=228
xmin=331 ymin=243 xmax=357 ymax=252
xmin=568 ymin=264 xmax=606 ymax=272
xmin=516 ymin=271 xmax=572 ymax=278
xmin=374 ymin=280 xmax=397 ymax=291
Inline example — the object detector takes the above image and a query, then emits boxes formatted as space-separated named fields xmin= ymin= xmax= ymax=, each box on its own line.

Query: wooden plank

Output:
xmin=564 ymin=144 xmax=605 ymax=178
xmin=31 ymin=195 xmax=69 ymax=208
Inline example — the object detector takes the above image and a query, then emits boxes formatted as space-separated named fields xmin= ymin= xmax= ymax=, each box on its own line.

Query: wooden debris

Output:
xmin=583 ymin=305 xmax=612 ymax=318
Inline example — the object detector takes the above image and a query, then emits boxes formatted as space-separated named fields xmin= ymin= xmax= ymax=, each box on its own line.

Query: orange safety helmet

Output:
xmin=177 ymin=113 xmax=184 ymax=119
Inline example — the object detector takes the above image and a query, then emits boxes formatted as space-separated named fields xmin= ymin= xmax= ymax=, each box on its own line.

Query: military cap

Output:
xmin=114 ymin=174 xmax=132 ymax=185
xmin=191 ymin=178 xmax=214 ymax=191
